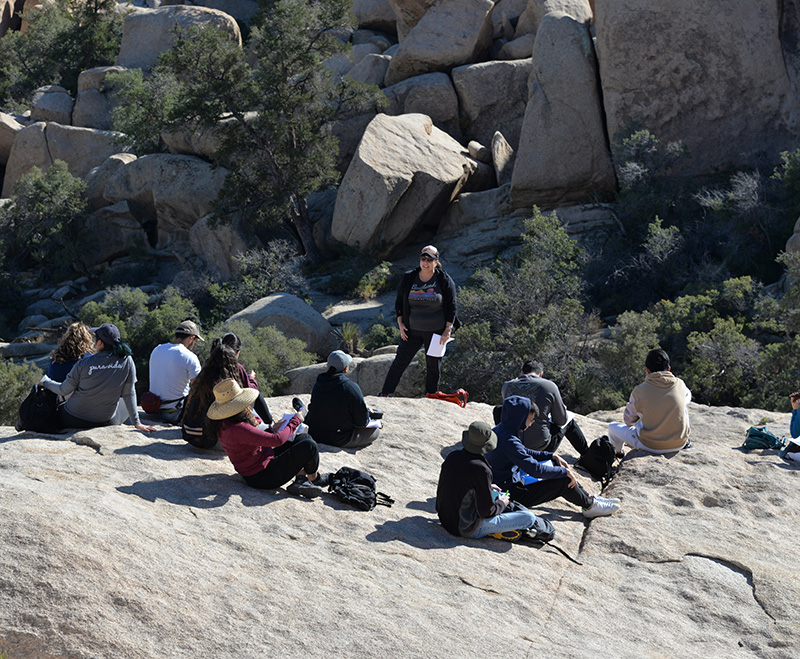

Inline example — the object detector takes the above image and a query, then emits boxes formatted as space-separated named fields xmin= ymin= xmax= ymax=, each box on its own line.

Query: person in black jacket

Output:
xmin=304 ymin=350 xmax=380 ymax=449
xmin=436 ymin=421 xmax=540 ymax=539
xmin=380 ymin=245 xmax=459 ymax=396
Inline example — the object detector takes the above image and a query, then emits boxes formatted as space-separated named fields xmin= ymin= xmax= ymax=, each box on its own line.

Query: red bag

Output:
xmin=425 ymin=389 xmax=469 ymax=407
xmin=141 ymin=391 xmax=162 ymax=414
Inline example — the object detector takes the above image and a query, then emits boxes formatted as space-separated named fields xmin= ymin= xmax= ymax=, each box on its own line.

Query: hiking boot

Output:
xmin=286 ymin=477 xmax=323 ymax=499
xmin=310 ymin=472 xmax=331 ymax=488
xmin=583 ymin=497 xmax=620 ymax=519
xmin=488 ymin=529 xmax=522 ymax=541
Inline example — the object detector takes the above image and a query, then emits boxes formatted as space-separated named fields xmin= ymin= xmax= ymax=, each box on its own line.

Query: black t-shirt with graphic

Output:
xmin=408 ymin=275 xmax=445 ymax=332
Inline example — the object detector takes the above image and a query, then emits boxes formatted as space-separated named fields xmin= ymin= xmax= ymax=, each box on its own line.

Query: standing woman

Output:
xmin=380 ymin=245 xmax=459 ymax=396
xmin=40 ymin=323 xmax=156 ymax=432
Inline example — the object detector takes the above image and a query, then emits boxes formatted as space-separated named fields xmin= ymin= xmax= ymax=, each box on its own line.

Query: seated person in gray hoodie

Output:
xmin=304 ymin=350 xmax=380 ymax=449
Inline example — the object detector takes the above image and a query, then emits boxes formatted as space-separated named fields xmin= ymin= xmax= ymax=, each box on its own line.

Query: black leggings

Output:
xmin=510 ymin=476 xmax=592 ymax=509
xmin=243 ymin=434 xmax=319 ymax=490
xmin=381 ymin=328 xmax=443 ymax=395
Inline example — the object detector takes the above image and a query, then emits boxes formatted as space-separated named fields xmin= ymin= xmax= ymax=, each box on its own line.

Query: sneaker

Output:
xmin=377 ymin=392 xmax=391 ymax=398
xmin=488 ymin=529 xmax=522 ymax=541
xmin=310 ymin=472 xmax=331 ymax=488
xmin=286 ymin=477 xmax=323 ymax=499
xmin=608 ymin=434 xmax=625 ymax=456
xmin=595 ymin=494 xmax=620 ymax=504
xmin=583 ymin=496 xmax=620 ymax=519
xmin=291 ymin=397 xmax=306 ymax=414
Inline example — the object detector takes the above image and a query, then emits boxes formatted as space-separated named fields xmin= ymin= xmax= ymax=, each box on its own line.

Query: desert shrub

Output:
xmin=772 ymin=147 xmax=800 ymax=213
xmin=332 ymin=322 xmax=360 ymax=354
xmin=442 ymin=209 xmax=596 ymax=406
xmin=362 ymin=318 xmax=400 ymax=351
xmin=0 ymin=161 xmax=90 ymax=277
xmin=202 ymin=241 xmax=307 ymax=325
xmin=598 ymin=309 xmax=661 ymax=394
xmin=196 ymin=319 xmax=315 ymax=396
xmin=0 ymin=360 xmax=44 ymax=426
xmin=316 ymin=247 xmax=395 ymax=300
xmin=355 ymin=261 xmax=395 ymax=300
xmin=79 ymin=286 xmax=200 ymax=392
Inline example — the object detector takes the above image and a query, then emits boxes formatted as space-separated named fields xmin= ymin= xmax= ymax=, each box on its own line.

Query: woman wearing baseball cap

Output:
xmin=379 ymin=245 xmax=459 ymax=397
xmin=207 ymin=378 xmax=327 ymax=498
xmin=40 ymin=323 xmax=156 ymax=432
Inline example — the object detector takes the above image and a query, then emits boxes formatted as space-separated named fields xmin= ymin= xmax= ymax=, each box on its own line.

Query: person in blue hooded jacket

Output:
xmin=486 ymin=396 xmax=620 ymax=519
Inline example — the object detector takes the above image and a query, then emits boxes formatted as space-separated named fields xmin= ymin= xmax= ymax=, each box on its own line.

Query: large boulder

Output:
xmin=2 ymin=122 xmax=122 ymax=198
xmin=1 ymin=122 xmax=50 ymax=198
xmin=383 ymin=72 xmax=460 ymax=138
xmin=352 ymin=0 xmax=396 ymax=32
xmin=176 ymin=0 xmax=260 ymax=25
xmin=515 ymin=0 xmax=592 ymax=38
xmin=72 ymin=66 xmax=126 ymax=130
xmin=387 ymin=0 xmax=435 ymax=41
xmin=286 ymin=352 xmax=423 ymax=397
xmin=0 ymin=112 xmax=24 ymax=167
xmin=347 ymin=53 xmax=392 ymax=86
xmin=85 ymin=153 xmax=138 ymax=210
xmin=383 ymin=0 xmax=495 ymax=86
xmin=595 ymin=0 xmax=800 ymax=176
xmin=30 ymin=86 xmax=73 ymax=125
xmin=189 ymin=214 xmax=259 ymax=280
xmin=81 ymin=202 xmax=148 ymax=269
xmin=491 ymin=130 xmax=516 ymax=185
xmin=331 ymin=113 xmax=474 ymax=257
xmin=116 ymin=6 xmax=242 ymax=71
xmin=511 ymin=12 xmax=616 ymax=208
xmin=103 ymin=154 xmax=229 ymax=248
xmin=227 ymin=293 xmax=335 ymax=355
xmin=451 ymin=58 xmax=532 ymax=149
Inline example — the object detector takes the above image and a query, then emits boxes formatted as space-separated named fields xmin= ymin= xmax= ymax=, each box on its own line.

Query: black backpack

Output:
xmin=576 ymin=435 xmax=617 ymax=486
xmin=329 ymin=467 xmax=394 ymax=511
xmin=18 ymin=385 xmax=62 ymax=434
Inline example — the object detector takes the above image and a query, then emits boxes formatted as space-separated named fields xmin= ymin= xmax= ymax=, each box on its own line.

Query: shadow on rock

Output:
xmin=366 ymin=515 xmax=511 ymax=553
xmin=115 ymin=440 xmax=228 ymax=461
xmin=117 ymin=473 xmax=279 ymax=508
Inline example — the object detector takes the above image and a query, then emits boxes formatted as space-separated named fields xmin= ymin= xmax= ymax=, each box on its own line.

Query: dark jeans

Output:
xmin=510 ymin=476 xmax=592 ymax=509
xmin=243 ymin=434 xmax=319 ymax=490
xmin=381 ymin=328 xmax=442 ymax=395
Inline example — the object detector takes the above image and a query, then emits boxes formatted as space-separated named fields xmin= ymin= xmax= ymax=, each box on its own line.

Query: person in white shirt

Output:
xmin=148 ymin=320 xmax=204 ymax=424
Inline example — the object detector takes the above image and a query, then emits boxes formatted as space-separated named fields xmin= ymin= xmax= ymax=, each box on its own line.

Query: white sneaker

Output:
xmin=583 ymin=497 xmax=620 ymax=518
xmin=608 ymin=434 xmax=625 ymax=455
xmin=595 ymin=494 xmax=620 ymax=504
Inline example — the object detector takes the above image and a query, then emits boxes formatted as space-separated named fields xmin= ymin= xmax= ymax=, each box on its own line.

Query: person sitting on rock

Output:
xmin=486 ymin=396 xmax=619 ymax=519
xmin=148 ymin=320 xmax=204 ymax=424
xmin=40 ymin=323 xmax=156 ymax=433
xmin=47 ymin=321 xmax=94 ymax=384
xmin=304 ymin=350 xmax=380 ymax=449
xmin=436 ymin=420 xmax=540 ymax=539
xmin=207 ymin=378 xmax=328 ymax=498
xmin=496 ymin=359 xmax=589 ymax=457
xmin=607 ymin=349 xmax=691 ymax=455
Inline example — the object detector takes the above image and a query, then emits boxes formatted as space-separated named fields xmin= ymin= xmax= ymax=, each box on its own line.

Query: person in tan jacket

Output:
xmin=607 ymin=349 xmax=691 ymax=454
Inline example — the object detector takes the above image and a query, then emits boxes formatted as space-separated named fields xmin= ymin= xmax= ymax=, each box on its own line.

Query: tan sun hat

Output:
xmin=207 ymin=378 xmax=259 ymax=420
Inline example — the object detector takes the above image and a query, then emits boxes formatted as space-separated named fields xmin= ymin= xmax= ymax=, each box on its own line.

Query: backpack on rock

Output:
xmin=328 ymin=467 xmax=394 ymax=511
xmin=742 ymin=426 xmax=786 ymax=451
xmin=576 ymin=436 xmax=617 ymax=487
xmin=18 ymin=385 xmax=62 ymax=434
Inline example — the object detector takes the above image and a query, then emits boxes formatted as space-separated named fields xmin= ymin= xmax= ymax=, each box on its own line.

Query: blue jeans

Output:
xmin=472 ymin=509 xmax=539 ymax=538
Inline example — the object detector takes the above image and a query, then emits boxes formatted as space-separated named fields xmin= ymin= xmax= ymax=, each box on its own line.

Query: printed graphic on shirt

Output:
xmin=409 ymin=279 xmax=440 ymax=303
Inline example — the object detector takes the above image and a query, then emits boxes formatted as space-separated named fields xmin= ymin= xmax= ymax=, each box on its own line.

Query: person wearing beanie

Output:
xmin=436 ymin=421 xmax=540 ymax=539
xmin=304 ymin=350 xmax=380 ymax=449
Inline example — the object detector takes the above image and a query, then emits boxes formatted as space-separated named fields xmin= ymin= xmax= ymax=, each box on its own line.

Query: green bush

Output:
xmin=80 ymin=286 xmax=200 ymax=392
xmin=362 ymin=318 xmax=400 ymax=352
xmin=196 ymin=319 xmax=316 ymax=396
xmin=0 ymin=360 xmax=44 ymax=426
xmin=0 ymin=161 xmax=90 ymax=277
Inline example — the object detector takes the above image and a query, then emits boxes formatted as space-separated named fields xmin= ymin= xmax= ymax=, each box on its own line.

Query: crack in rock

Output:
xmin=457 ymin=576 xmax=500 ymax=595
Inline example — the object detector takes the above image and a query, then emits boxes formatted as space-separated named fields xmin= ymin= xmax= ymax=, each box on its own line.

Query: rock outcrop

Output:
xmin=0 ymin=399 xmax=797 ymax=656
xmin=331 ymin=113 xmax=474 ymax=256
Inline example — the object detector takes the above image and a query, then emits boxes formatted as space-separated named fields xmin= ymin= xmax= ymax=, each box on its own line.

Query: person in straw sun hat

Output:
xmin=207 ymin=378 xmax=328 ymax=498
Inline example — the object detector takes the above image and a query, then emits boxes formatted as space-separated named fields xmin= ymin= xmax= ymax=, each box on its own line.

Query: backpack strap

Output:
xmin=376 ymin=492 xmax=394 ymax=507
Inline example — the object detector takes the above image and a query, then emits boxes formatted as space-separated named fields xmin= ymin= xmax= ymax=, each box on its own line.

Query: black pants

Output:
xmin=510 ymin=476 xmax=592 ymax=509
xmin=57 ymin=399 xmax=128 ymax=429
xmin=491 ymin=407 xmax=589 ymax=455
xmin=381 ymin=328 xmax=442 ymax=395
xmin=243 ymin=434 xmax=319 ymax=490
xmin=254 ymin=394 xmax=273 ymax=425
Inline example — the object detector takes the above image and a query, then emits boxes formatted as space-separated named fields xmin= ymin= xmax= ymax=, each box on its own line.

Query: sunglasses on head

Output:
xmin=420 ymin=254 xmax=436 ymax=262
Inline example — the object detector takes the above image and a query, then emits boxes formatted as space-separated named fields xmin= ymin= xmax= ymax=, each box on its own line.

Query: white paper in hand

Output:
xmin=427 ymin=333 xmax=453 ymax=358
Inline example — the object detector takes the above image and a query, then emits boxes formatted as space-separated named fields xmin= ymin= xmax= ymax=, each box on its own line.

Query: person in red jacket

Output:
xmin=207 ymin=378 xmax=327 ymax=498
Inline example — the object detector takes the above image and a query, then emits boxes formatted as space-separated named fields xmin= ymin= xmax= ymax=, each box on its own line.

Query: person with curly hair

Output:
xmin=40 ymin=323 xmax=156 ymax=432
xmin=47 ymin=321 xmax=94 ymax=383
